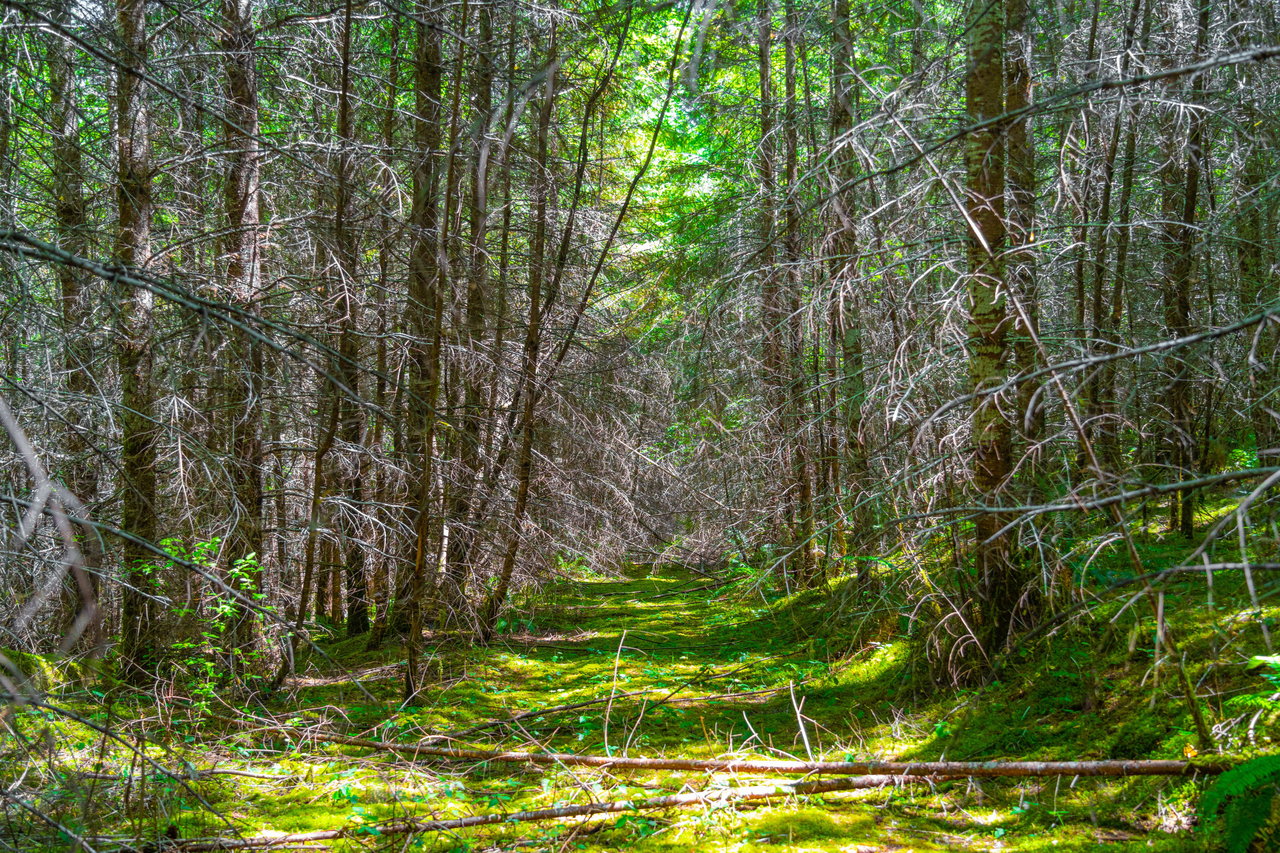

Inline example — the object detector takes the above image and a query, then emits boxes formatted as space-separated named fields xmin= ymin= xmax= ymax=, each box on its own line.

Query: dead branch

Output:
xmin=172 ymin=775 xmax=933 ymax=850
xmin=271 ymin=728 xmax=1229 ymax=777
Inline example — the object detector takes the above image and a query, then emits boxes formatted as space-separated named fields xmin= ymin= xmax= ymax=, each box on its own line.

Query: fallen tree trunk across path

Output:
xmin=172 ymin=775 xmax=936 ymax=850
xmin=273 ymin=728 xmax=1230 ymax=778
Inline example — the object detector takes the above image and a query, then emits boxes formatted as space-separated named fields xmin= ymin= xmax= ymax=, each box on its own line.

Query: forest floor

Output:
xmin=18 ymin=538 xmax=1268 ymax=852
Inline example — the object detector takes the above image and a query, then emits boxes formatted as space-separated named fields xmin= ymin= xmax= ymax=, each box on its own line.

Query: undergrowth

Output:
xmin=2 ymin=502 xmax=1278 ymax=851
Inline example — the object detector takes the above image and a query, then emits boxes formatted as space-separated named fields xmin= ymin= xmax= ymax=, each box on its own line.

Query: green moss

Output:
xmin=0 ymin=646 xmax=89 ymax=691
xmin=14 ymin=534 xmax=1279 ymax=852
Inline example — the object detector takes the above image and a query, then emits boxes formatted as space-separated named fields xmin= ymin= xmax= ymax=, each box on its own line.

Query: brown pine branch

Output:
xmin=172 ymin=775 xmax=934 ymax=851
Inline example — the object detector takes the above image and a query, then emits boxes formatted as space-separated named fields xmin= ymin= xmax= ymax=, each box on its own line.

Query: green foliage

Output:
xmin=163 ymin=537 xmax=272 ymax=705
xmin=1199 ymin=755 xmax=1280 ymax=853
xmin=1226 ymin=656 xmax=1280 ymax=712
xmin=1199 ymin=657 xmax=1280 ymax=852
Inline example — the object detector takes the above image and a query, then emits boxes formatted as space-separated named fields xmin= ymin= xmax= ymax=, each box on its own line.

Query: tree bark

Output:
xmin=219 ymin=0 xmax=266 ymax=675
xmin=826 ymin=0 xmax=869 ymax=571
xmin=1004 ymin=0 xmax=1040 ymax=477
xmin=50 ymin=0 xmax=101 ymax=638
xmin=965 ymin=0 xmax=1023 ymax=651
xmin=782 ymin=0 xmax=815 ymax=585
xmin=114 ymin=0 xmax=160 ymax=684
xmin=332 ymin=0 xmax=369 ymax=637
xmin=1160 ymin=0 xmax=1208 ymax=540
xmin=441 ymin=8 xmax=491 ymax=621
xmin=480 ymin=32 xmax=558 ymax=642
xmin=404 ymin=0 xmax=445 ymax=702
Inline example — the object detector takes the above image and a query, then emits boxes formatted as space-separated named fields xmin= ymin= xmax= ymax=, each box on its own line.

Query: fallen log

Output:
xmin=174 ymin=774 xmax=930 ymax=850
xmin=273 ymin=728 xmax=1230 ymax=778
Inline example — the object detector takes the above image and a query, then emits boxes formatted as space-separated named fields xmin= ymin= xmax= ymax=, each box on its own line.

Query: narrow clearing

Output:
xmin=163 ymin=570 xmax=1208 ymax=852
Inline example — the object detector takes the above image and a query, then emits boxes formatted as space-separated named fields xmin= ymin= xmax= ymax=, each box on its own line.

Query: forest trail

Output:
xmin=182 ymin=569 xmax=1202 ymax=852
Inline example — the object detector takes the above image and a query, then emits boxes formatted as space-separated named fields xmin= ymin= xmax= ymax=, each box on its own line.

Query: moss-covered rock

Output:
xmin=0 ymin=646 xmax=89 ymax=692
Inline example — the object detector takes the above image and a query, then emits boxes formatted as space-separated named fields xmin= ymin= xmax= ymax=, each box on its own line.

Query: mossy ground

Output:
xmin=5 ymin=514 xmax=1278 ymax=851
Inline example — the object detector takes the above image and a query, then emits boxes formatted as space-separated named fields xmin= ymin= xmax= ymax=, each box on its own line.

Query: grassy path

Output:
xmin=166 ymin=571 xmax=1203 ymax=852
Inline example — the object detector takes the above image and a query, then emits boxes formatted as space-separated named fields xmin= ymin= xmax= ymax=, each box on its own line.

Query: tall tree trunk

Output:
xmin=965 ymin=0 xmax=1022 ymax=651
xmin=404 ymin=0 xmax=445 ymax=703
xmin=480 ymin=32 xmax=557 ymax=642
xmin=114 ymin=0 xmax=160 ymax=684
xmin=51 ymin=0 xmax=94 ymax=507
xmin=826 ymin=0 xmax=868 ymax=571
xmin=1004 ymin=0 xmax=1040 ymax=480
xmin=444 ymin=3 xmax=493 ymax=618
xmin=50 ymin=0 xmax=100 ymax=636
xmin=220 ymin=0 xmax=266 ymax=671
xmin=756 ymin=0 xmax=790 ymax=574
xmin=782 ymin=0 xmax=815 ymax=584
xmin=332 ymin=0 xmax=369 ymax=637
xmin=0 ymin=12 xmax=16 ymax=381
xmin=1084 ymin=0 xmax=1145 ymax=474
xmin=1238 ymin=142 xmax=1277 ymax=457
xmin=1096 ymin=0 xmax=1151 ymax=476
xmin=366 ymin=17 xmax=401 ymax=652
xmin=433 ymin=0 xmax=473 ymax=622
xmin=1161 ymin=1 xmax=1208 ymax=540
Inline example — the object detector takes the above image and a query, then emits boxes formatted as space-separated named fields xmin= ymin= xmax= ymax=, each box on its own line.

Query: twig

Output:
xmin=171 ymin=775 xmax=937 ymax=850
xmin=266 ymin=728 xmax=1231 ymax=777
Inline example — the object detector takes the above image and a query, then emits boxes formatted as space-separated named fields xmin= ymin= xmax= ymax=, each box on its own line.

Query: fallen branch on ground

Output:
xmin=172 ymin=774 xmax=930 ymax=850
xmin=269 ymin=728 xmax=1230 ymax=777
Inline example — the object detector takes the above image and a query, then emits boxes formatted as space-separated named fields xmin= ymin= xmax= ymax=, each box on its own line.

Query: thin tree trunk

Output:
xmin=404 ymin=0 xmax=445 ymax=702
xmin=782 ymin=0 xmax=814 ymax=584
xmin=1096 ymin=0 xmax=1152 ymax=473
xmin=965 ymin=0 xmax=1022 ymax=652
xmin=1085 ymin=0 xmax=1145 ymax=473
xmin=114 ymin=0 xmax=160 ymax=685
xmin=366 ymin=17 xmax=401 ymax=652
xmin=826 ymin=0 xmax=868 ymax=570
xmin=50 ymin=0 xmax=100 ymax=637
xmin=171 ymin=776 xmax=951 ymax=852
xmin=272 ymin=394 xmax=339 ymax=688
xmin=332 ymin=0 xmax=369 ymax=637
xmin=1005 ymin=0 xmax=1039 ymax=477
xmin=757 ymin=0 xmax=791 ymax=574
xmin=1238 ymin=144 xmax=1277 ymax=457
xmin=220 ymin=0 xmax=266 ymax=673
xmin=443 ymin=3 xmax=493 ymax=620
xmin=1161 ymin=2 xmax=1208 ymax=539
xmin=480 ymin=33 xmax=558 ymax=642
xmin=434 ymin=0 xmax=473 ymax=623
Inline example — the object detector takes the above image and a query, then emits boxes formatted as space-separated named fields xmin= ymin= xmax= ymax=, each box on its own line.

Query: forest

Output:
xmin=0 ymin=0 xmax=1278 ymax=847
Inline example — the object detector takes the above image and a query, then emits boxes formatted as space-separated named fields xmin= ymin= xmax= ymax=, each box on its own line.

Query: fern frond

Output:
xmin=1200 ymin=754 xmax=1280 ymax=853
xmin=1201 ymin=755 xmax=1280 ymax=819
xmin=1224 ymin=694 xmax=1279 ymax=711
xmin=1222 ymin=791 xmax=1274 ymax=853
